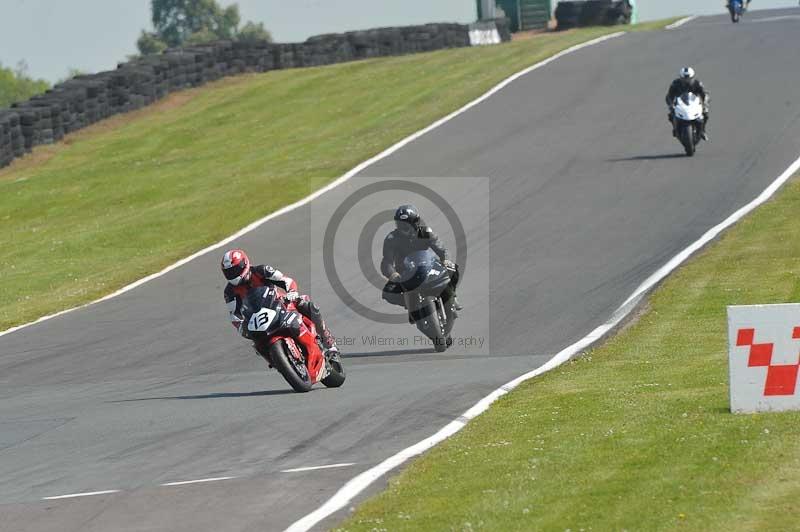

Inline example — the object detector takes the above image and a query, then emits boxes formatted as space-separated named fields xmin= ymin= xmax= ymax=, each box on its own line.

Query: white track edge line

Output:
xmin=0 ymin=31 xmax=624 ymax=340
xmin=160 ymin=476 xmax=236 ymax=486
xmin=285 ymin=153 xmax=800 ymax=532
xmin=666 ymin=15 xmax=698 ymax=29
xmin=42 ymin=490 xmax=120 ymax=500
xmin=281 ymin=463 xmax=356 ymax=473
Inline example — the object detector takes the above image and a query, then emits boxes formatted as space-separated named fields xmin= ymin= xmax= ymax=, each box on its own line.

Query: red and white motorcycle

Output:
xmin=241 ymin=285 xmax=345 ymax=393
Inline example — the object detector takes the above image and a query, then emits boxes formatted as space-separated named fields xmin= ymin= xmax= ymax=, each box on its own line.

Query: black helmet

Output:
xmin=394 ymin=204 xmax=420 ymax=236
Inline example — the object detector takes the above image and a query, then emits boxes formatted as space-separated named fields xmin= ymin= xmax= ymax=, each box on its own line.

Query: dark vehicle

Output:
xmin=240 ymin=285 xmax=345 ymax=392
xmin=397 ymin=249 xmax=457 ymax=352
xmin=728 ymin=0 xmax=744 ymax=22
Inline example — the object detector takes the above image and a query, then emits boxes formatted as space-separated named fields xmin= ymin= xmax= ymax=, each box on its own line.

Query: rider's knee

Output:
xmin=297 ymin=298 xmax=322 ymax=319
xmin=382 ymin=282 xmax=405 ymax=306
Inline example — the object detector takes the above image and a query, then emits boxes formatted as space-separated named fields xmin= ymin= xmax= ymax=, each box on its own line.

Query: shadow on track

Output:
xmin=343 ymin=348 xmax=436 ymax=359
xmin=608 ymin=153 xmax=686 ymax=162
xmin=109 ymin=389 xmax=295 ymax=402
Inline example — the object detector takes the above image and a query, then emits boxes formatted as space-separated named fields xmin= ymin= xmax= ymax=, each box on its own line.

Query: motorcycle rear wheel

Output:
xmin=321 ymin=352 xmax=346 ymax=388
xmin=270 ymin=340 xmax=313 ymax=393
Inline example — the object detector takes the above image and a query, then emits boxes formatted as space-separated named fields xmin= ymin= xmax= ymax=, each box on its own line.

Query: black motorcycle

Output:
xmin=397 ymin=249 xmax=458 ymax=352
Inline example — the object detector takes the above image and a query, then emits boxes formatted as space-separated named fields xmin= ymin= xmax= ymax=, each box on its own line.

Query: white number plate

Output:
xmin=249 ymin=308 xmax=277 ymax=332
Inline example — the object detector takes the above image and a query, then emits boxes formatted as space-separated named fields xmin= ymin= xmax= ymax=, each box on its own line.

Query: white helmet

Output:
xmin=679 ymin=67 xmax=696 ymax=81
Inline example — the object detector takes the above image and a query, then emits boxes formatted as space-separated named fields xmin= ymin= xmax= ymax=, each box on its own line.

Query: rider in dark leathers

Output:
xmin=380 ymin=205 xmax=461 ymax=313
xmin=666 ymin=67 xmax=710 ymax=140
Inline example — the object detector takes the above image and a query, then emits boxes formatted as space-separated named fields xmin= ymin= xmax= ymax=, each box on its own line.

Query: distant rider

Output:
xmin=380 ymin=204 xmax=462 ymax=314
xmin=221 ymin=249 xmax=339 ymax=361
xmin=666 ymin=67 xmax=710 ymax=141
xmin=727 ymin=0 xmax=751 ymax=12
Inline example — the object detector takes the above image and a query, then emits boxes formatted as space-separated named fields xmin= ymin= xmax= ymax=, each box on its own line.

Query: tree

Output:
xmin=137 ymin=30 xmax=168 ymax=55
xmin=185 ymin=28 xmax=218 ymax=46
xmin=237 ymin=21 xmax=273 ymax=43
xmin=0 ymin=61 xmax=50 ymax=108
xmin=137 ymin=0 xmax=271 ymax=55
xmin=215 ymin=4 xmax=241 ymax=40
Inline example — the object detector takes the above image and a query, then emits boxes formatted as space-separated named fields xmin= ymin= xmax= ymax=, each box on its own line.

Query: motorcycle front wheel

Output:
xmin=270 ymin=339 xmax=313 ymax=393
xmin=412 ymin=299 xmax=449 ymax=352
xmin=679 ymin=124 xmax=695 ymax=156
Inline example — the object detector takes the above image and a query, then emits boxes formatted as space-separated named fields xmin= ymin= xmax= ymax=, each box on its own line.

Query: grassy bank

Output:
xmin=0 ymin=21 xmax=676 ymax=331
xmin=339 ymin=172 xmax=800 ymax=531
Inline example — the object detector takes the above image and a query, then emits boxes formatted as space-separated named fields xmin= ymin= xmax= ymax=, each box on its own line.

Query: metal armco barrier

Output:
xmin=728 ymin=304 xmax=800 ymax=413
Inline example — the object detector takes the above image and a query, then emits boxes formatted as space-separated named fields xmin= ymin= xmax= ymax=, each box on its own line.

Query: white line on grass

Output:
xmin=281 ymin=463 xmax=356 ymax=473
xmin=666 ymin=16 xmax=698 ymax=29
xmin=0 ymin=31 xmax=624 ymax=340
xmin=284 ymin=145 xmax=800 ymax=531
xmin=160 ymin=476 xmax=236 ymax=486
xmin=43 ymin=490 xmax=120 ymax=500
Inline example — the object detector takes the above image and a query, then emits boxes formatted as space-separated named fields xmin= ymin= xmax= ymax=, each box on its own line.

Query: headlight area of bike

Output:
xmin=399 ymin=252 xmax=450 ymax=294
xmin=243 ymin=286 xmax=295 ymax=335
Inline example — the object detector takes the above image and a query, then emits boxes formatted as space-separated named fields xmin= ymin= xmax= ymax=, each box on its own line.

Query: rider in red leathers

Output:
xmin=221 ymin=249 xmax=339 ymax=381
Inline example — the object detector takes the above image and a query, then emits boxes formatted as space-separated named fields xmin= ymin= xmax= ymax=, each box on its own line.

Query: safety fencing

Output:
xmin=0 ymin=19 xmax=510 ymax=169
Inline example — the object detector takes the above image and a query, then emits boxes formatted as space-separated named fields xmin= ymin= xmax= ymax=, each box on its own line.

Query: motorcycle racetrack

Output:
xmin=2 ymin=8 xmax=800 ymax=532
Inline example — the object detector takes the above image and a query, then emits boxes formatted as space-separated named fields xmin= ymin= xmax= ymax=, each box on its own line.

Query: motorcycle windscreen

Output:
xmin=674 ymin=92 xmax=703 ymax=121
xmin=242 ymin=286 xmax=281 ymax=332
xmin=399 ymin=250 xmax=450 ymax=294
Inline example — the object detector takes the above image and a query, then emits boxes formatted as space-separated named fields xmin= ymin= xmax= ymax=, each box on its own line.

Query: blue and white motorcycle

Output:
xmin=728 ymin=0 xmax=744 ymax=23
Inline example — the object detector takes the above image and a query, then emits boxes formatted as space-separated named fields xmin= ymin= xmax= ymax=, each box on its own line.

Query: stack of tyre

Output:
xmin=298 ymin=35 xmax=355 ymax=67
xmin=0 ymin=21 xmax=512 ymax=169
xmin=0 ymin=111 xmax=22 ymax=167
xmin=555 ymin=0 xmax=632 ymax=30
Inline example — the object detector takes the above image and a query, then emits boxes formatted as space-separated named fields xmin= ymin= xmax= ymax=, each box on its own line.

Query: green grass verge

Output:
xmin=0 ymin=20 xmax=677 ymax=331
xmin=338 ymin=173 xmax=800 ymax=531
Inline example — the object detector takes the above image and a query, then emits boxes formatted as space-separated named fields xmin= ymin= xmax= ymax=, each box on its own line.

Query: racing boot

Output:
xmin=443 ymin=286 xmax=462 ymax=313
xmin=320 ymin=326 xmax=340 ymax=358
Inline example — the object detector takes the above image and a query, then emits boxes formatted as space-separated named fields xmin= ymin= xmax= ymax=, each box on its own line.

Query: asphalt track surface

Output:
xmin=2 ymin=9 xmax=800 ymax=532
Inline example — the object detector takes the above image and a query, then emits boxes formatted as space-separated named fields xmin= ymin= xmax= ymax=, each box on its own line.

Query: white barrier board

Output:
xmin=728 ymin=304 xmax=800 ymax=413
xmin=468 ymin=21 xmax=502 ymax=46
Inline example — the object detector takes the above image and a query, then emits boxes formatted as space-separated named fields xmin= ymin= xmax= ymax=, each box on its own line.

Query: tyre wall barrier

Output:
xmin=555 ymin=1 xmax=632 ymax=31
xmin=0 ymin=20 xmax=510 ymax=169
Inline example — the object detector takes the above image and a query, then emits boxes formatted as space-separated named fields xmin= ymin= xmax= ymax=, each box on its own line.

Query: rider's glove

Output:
xmin=284 ymin=291 xmax=300 ymax=302
xmin=389 ymin=272 xmax=402 ymax=283
xmin=444 ymin=260 xmax=456 ymax=270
